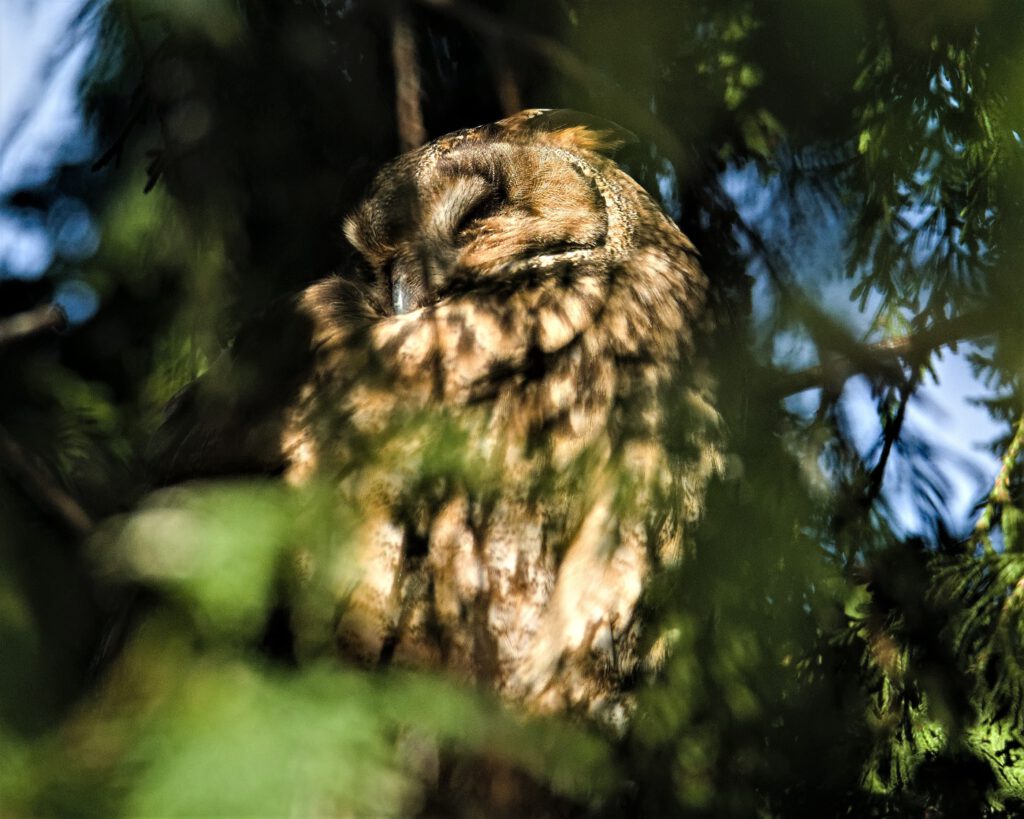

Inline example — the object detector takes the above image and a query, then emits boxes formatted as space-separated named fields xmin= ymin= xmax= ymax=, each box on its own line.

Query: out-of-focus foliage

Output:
xmin=2 ymin=0 xmax=1024 ymax=816
xmin=3 ymin=480 xmax=614 ymax=817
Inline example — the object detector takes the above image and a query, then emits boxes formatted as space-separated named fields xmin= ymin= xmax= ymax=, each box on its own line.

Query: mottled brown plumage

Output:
xmin=155 ymin=110 xmax=720 ymax=727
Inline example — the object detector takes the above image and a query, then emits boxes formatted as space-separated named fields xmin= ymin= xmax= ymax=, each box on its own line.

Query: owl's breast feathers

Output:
xmin=154 ymin=111 xmax=721 ymax=725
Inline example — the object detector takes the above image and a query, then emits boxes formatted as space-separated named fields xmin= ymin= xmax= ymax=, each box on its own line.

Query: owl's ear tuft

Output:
xmin=498 ymin=109 xmax=637 ymax=156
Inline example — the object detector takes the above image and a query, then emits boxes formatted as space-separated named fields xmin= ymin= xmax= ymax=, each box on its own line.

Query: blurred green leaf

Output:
xmin=92 ymin=482 xmax=312 ymax=640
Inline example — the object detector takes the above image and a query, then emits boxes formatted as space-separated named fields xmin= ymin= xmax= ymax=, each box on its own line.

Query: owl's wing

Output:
xmin=147 ymin=293 xmax=320 ymax=484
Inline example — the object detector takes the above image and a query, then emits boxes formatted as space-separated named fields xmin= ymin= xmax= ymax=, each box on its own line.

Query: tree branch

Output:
xmin=863 ymin=372 xmax=919 ymax=507
xmin=0 ymin=424 xmax=94 ymax=537
xmin=775 ymin=310 xmax=992 ymax=398
xmin=391 ymin=4 xmax=427 ymax=152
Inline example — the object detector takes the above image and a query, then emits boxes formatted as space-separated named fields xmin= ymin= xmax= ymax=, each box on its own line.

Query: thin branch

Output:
xmin=0 ymin=304 xmax=67 ymax=348
xmin=864 ymin=372 xmax=919 ymax=507
xmin=391 ymin=4 xmax=427 ymax=152
xmin=0 ymin=424 xmax=94 ymax=537
xmin=775 ymin=309 xmax=992 ymax=398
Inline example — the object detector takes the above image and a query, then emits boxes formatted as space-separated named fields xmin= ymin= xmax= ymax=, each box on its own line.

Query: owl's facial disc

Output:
xmin=344 ymin=140 xmax=610 ymax=315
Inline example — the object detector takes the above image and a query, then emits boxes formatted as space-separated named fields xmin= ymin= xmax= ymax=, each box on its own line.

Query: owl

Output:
xmin=153 ymin=109 xmax=720 ymax=728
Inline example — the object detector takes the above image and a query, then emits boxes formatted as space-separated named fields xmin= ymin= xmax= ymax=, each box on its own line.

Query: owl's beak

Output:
xmin=390 ymin=257 xmax=432 ymax=315
xmin=392 ymin=277 xmax=414 ymax=314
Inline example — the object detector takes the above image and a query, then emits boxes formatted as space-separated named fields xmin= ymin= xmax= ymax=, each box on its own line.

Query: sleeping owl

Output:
xmin=152 ymin=109 xmax=721 ymax=726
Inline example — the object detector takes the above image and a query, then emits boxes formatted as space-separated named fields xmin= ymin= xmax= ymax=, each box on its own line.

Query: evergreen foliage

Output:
xmin=2 ymin=1 xmax=1023 ymax=815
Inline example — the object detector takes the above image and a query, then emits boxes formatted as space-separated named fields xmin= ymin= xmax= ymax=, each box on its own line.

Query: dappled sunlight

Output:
xmin=3 ymin=0 xmax=1024 ymax=816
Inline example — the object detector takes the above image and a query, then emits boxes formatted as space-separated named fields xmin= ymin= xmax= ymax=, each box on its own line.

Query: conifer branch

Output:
xmin=972 ymin=412 xmax=1024 ymax=552
xmin=776 ymin=310 xmax=992 ymax=398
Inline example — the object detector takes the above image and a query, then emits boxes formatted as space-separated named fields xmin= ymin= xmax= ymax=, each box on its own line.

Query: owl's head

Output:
xmin=342 ymin=110 xmax=643 ymax=316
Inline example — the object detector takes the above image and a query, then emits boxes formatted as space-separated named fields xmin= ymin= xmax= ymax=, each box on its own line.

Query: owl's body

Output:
xmin=156 ymin=110 xmax=719 ymax=725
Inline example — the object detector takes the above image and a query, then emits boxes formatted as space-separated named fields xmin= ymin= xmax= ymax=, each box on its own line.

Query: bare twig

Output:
xmin=0 ymin=424 xmax=94 ymax=537
xmin=0 ymin=304 xmax=67 ymax=348
xmin=391 ymin=4 xmax=427 ymax=151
